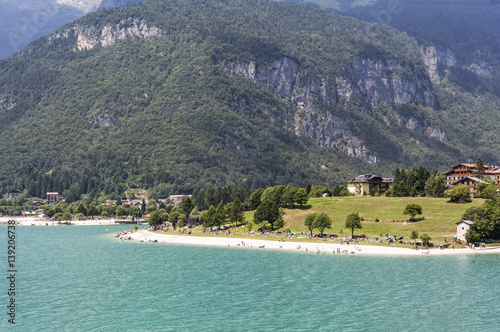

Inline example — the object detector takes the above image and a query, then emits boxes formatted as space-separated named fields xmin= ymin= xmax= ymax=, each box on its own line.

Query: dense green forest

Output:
xmin=0 ymin=0 xmax=498 ymax=200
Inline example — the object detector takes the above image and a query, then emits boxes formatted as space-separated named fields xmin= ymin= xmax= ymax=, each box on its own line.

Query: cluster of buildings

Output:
xmin=119 ymin=195 xmax=191 ymax=208
xmin=444 ymin=162 xmax=500 ymax=197
xmin=7 ymin=190 xmax=64 ymax=206
xmin=6 ymin=189 xmax=191 ymax=208
xmin=346 ymin=162 xmax=500 ymax=242
xmin=347 ymin=162 xmax=500 ymax=198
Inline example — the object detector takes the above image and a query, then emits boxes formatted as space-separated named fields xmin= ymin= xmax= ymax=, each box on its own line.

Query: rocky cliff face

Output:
xmin=228 ymin=57 xmax=434 ymax=108
xmin=351 ymin=59 xmax=434 ymax=107
xmin=421 ymin=44 xmax=494 ymax=83
xmin=227 ymin=56 xmax=437 ymax=162
xmin=420 ymin=45 xmax=457 ymax=83
xmin=398 ymin=117 xmax=447 ymax=142
xmin=228 ymin=58 xmax=299 ymax=98
xmin=47 ymin=18 xmax=163 ymax=51
xmin=293 ymin=102 xmax=379 ymax=162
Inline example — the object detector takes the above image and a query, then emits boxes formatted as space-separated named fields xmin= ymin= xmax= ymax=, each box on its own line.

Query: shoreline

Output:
xmin=0 ymin=217 xmax=126 ymax=226
xmin=125 ymin=230 xmax=500 ymax=256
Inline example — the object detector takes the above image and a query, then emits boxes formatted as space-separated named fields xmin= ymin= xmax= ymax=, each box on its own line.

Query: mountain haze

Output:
xmin=0 ymin=0 xmax=104 ymax=59
xmin=0 ymin=0 xmax=498 ymax=200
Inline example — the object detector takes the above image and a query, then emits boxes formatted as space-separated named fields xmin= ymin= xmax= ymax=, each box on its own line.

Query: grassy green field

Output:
xmin=246 ymin=196 xmax=483 ymax=241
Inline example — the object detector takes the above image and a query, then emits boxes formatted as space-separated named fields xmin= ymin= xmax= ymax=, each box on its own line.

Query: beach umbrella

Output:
xmin=387 ymin=236 xmax=392 ymax=240
xmin=374 ymin=236 xmax=379 ymax=240
xmin=398 ymin=236 xmax=404 ymax=240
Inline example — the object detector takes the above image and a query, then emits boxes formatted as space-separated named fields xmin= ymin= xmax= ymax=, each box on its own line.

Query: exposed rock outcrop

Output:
xmin=89 ymin=110 xmax=116 ymax=127
xmin=399 ymin=117 xmax=447 ymax=142
xmin=227 ymin=56 xmax=437 ymax=162
xmin=468 ymin=63 xmax=492 ymax=77
xmin=351 ymin=59 xmax=434 ymax=108
xmin=420 ymin=45 xmax=457 ymax=83
xmin=0 ymin=99 xmax=15 ymax=111
xmin=47 ymin=18 xmax=164 ymax=51
xmin=228 ymin=57 xmax=434 ymax=108
xmin=292 ymin=74 xmax=336 ymax=106
xmin=228 ymin=57 xmax=299 ymax=97
xmin=294 ymin=102 xmax=379 ymax=162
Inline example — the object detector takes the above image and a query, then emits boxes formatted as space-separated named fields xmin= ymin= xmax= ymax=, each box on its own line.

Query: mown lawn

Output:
xmin=246 ymin=196 xmax=484 ymax=241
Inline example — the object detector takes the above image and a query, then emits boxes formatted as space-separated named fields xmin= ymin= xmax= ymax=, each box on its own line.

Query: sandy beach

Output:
xmin=126 ymin=230 xmax=500 ymax=256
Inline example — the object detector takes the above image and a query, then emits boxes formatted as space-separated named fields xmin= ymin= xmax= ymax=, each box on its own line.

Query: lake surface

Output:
xmin=1 ymin=225 xmax=499 ymax=331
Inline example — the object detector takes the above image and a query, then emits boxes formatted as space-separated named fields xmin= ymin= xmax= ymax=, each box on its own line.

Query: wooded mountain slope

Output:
xmin=0 ymin=0 xmax=498 ymax=200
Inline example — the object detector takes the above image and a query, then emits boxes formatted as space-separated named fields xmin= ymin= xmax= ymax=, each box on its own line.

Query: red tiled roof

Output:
xmin=452 ymin=163 xmax=476 ymax=169
xmin=454 ymin=176 xmax=488 ymax=185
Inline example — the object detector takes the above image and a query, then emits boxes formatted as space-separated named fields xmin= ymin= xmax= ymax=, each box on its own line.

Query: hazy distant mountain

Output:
xmin=97 ymin=0 xmax=143 ymax=10
xmin=0 ymin=0 xmax=101 ymax=59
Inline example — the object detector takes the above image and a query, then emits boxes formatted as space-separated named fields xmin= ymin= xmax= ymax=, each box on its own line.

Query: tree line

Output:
xmin=389 ymin=166 xmax=446 ymax=198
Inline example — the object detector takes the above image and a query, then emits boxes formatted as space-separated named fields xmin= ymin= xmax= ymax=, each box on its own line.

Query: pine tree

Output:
xmin=476 ymin=157 xmax=485 ymax=178
xmin=230 ymin=198 xmax=244 ymax=227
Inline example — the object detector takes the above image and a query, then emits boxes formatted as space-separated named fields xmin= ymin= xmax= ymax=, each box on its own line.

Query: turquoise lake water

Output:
xmin=1 ymin=225 xmax=500 ymax=331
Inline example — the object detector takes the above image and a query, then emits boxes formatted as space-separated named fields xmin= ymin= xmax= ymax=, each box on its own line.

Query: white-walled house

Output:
xmin=456 ymin=220 xmax=474 ymax=241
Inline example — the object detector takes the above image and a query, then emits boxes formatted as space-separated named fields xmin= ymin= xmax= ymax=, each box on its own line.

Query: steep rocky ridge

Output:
xmin=227 ymin=56 xmax=439 ymax=162
xmin=228 ymin=57 xmax=434 ymax=108
xmin=47 ymin=18 xmax=163 ymax=51
xmin=420 ymin=45 xmax=457 ymax=83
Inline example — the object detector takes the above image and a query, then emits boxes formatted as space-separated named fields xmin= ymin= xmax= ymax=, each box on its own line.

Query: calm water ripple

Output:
xmin=1 ymin=225 xmax=499 ymax=331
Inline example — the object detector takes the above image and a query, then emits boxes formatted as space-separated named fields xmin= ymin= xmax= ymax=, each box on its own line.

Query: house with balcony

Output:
xmin=8 ymin=189 xmax=22 ymax=200
xmin=46 ymin=192 xmax=64 ymax=204
xmin=445 ymin=162 xmax=500 ymax=197
xmin=168 ymin=194 xmax=192 ymax=206
xmin=452 ymin=176 xmax=489 ymax=197
xmin=347 ymin=174 xmax=394 ymax=196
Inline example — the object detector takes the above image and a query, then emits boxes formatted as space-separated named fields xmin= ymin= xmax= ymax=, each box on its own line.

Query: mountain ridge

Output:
xmin=0 ymin=0 xmax=498 ymax=200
